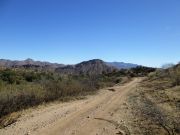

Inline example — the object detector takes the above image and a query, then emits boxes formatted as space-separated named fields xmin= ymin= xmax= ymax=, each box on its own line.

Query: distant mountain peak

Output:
xmin=25 ymin=58 xmax=34 ymax=62
xmin=106 ymin=62 xmax=139 ymax=69
xmin=56 ymin=59 xmax=117 ymax=75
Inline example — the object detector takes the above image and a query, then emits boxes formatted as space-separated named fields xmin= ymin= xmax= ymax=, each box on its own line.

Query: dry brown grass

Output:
xmin=126 ymin=74 xmax=180 ymax=135
xmin=0 ymin=112 xmax=21 ymax=128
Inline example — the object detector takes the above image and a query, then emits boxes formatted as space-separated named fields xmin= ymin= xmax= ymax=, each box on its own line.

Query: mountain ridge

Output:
xmin=0 ymin=58 xmax=64 ymax=70
xmin=0 ymin=58 xmax=141 ymax=74
xmin=55 ymin=59 xmax=117 ymax=75
xmin=106 ymin=62 xmax=139 ymax=69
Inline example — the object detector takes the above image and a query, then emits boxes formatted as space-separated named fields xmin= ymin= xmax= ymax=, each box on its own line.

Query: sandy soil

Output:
xmin=0 ymin=78 xmax=142 ymax=135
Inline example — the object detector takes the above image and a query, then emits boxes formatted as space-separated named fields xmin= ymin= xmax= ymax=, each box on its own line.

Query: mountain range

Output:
xmin=0 ymin=58 xmax=139 ymax=74
xmin=0 ymin=58 xmax=64 ymax=70
xmin=107 ymin=62 xmax=139 ymax=69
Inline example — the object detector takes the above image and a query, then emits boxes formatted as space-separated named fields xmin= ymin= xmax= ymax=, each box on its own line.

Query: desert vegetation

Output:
xmin=0 ymin=65 xmax=155 ymax=128
xmin=0 ymin=69 xmax=112 ymax=119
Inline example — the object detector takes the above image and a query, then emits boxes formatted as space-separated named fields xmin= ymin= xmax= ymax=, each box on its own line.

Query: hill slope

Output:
xmin=56 ymin=59 xmax=117 ymax=75
xmin=124 ymin=63 xmax=180 ymax=134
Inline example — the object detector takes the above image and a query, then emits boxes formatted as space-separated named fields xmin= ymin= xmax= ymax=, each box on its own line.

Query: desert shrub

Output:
xmin=130 ymin=66 xmax=156 ymax=77
xmin=147 ymin=64 xmax=180 ymax=87
xmin=115 ymin=78 xmax=122 ymax=83
xmin=0 ymin=84 xmax=44 ymax=118
xmin=0 ymin=70 xmax=17 ymax=84
xmin=0 ymin=68 xmax=133 ymax=120
xmin=169 ymin=67 xmax=180 ymax=86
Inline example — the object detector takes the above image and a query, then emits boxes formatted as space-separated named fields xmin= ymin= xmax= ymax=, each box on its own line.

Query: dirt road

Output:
xmin=0 ymin=78 xmax=142 ymax=135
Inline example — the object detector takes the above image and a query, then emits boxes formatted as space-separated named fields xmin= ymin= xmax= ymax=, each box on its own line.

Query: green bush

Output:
xmin=0 ymin=70 xmax=17 ymax=84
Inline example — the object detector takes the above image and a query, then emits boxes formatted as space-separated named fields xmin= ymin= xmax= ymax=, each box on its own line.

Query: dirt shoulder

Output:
xmin=125 ymin=78 xmax=180 ymax=135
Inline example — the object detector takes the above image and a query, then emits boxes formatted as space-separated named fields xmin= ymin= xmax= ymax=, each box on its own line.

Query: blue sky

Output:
xmin=0 ymin=0 xmax=180 ymax=67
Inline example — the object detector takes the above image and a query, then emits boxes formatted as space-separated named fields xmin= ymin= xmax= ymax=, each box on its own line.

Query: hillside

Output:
xmin=56 ymin=59 xmax=117 ymax=75
xmin=123 ymin=63 xmax=180 ymax=134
